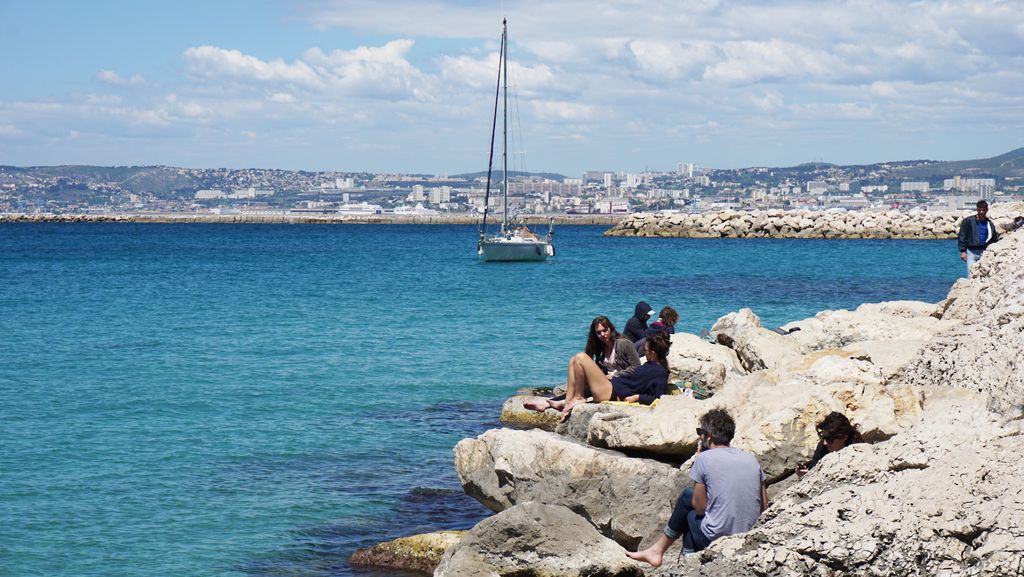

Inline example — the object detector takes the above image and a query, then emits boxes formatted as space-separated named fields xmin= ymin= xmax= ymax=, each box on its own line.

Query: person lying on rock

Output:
xmin=627 ymin=409 xmax=767 ymax=567
xmin=796 ymin=411 xmax=864 ymax=477
xmin=633 ymin=305 xmax=678 ymax=354
xmin=523 ymin=332 xmax=671 ymax=421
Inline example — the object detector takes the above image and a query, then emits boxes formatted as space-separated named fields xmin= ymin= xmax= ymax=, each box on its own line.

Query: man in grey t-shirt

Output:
xmin=628 ymin=408 xmax=768 ymax=568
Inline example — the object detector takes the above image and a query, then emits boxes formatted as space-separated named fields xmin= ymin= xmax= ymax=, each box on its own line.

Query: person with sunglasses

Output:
xmin=628 ymin=409 xmax=767 ymax=567
xmin=796 ymin=411 xmax=864 ymax=477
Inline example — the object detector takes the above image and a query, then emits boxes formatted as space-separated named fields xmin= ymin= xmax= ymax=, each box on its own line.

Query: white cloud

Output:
xmin=0 ymin=124 xmax=25 ymax=137
xmin=530 ymin=100 xmax=596 ymax=121
xmin=751 ymin=91 xmax=784 ymax=111
xmin=704 ymin=40 xmax=838 ymax=84
xmin=269 ymin=92 xmax=297 ymax=103
xmin=6 ymin=1 xmax=1024 ymax=171
xmin=96 ymin=70 xmax=146 ymax=86
xmin=628 ymin=40 xmax=718 ymax=81
xmin=183 ymin=41 xmax=433 ymax=101
xmin=439 ymin=52 xmax=557 ymax=95
xmin=303 ymin=39 xmax=434 ymax=99
xmin=184 ymin=46 xmax=322 ymax=87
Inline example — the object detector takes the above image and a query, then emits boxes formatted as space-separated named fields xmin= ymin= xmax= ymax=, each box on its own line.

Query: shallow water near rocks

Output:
xmin=0 ymin=223 xmax=962 ymax=576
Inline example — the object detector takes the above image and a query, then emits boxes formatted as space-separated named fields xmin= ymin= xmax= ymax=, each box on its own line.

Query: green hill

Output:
xmin=892 ymin=147 xmax=1024 ymax=179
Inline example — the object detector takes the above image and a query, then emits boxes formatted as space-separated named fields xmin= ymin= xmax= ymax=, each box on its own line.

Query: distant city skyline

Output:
xmin=1 ymin=0 xmax=1022 ymax=174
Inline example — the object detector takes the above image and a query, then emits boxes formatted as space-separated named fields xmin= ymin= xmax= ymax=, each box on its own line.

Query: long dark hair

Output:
xmin=646 ymin=331 xmax=671 ymax=373
xmin=816 ymin=412 xmax=863 ymax=445
xmin=585 ymin=316 xmax=620 ymax=358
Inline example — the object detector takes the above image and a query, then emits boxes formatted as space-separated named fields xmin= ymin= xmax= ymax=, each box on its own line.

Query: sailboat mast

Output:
xmin=501 ymin=18 xmax=508 ymax=235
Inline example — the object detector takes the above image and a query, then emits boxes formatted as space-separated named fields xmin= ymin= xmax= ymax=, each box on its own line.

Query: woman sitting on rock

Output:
xmin=796 ymin=411 xmax=864 ymax=477
xmin=633 ymin=306 xmax=679 ymax=354
xmin=525 ymin=332 xmax=672 ymax=421
xmin=583 ymin=315 xmax=642 ymax=376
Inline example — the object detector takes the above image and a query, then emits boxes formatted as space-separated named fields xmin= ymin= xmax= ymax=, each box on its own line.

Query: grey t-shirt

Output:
xmin=690 ymin=446 xmax=766 ymax=541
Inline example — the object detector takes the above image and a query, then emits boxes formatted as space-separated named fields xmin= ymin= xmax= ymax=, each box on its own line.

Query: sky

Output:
xmin=1 ymin=0 xmax=1022 ymax=175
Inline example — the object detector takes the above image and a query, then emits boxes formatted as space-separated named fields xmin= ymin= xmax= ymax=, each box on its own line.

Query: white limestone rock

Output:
xmin=893 ymin=228 xmax=1024 ymax=414
xmin=453 ymin=428 xmax=688 ymax=548
xmin=710 ymin=308 xmax=805 ymax=371
xmin=665 ymin=332 xmax=745 ymax=395
xmin=434 ymin=502 xmax=644 ymax=577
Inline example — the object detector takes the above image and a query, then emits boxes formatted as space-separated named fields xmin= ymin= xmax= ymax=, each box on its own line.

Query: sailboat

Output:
xmin=477 ymin=19 xmax=554 ymax=262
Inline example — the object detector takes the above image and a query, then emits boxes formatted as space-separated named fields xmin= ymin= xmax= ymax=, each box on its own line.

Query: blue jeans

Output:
xmin=966 ymin=249 xmax=983 ymax=277
xmin=665 ymin=487 xmax=713 ymax=551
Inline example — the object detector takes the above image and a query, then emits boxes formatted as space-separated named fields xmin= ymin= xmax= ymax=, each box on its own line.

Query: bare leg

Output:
xmin=626 ymin=534 xmax=674 ymax=568
xmin=562 ymin=353 xmax=612 ymax=421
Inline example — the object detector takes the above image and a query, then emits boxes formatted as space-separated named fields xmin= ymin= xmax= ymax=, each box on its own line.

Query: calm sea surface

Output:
xmin=0 ymin=223 xmax=963 ymax=576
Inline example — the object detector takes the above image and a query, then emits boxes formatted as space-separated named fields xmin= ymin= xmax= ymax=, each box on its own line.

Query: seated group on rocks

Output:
xmin=524 ymin=303 xmax=679 ymax=421
xmin=630 ymin=409 xmax=865 ymax=567
xmin=522 ymin=299 xmax=870 ymax=564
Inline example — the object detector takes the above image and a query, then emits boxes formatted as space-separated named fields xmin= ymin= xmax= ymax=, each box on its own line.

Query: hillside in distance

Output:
xmin=452 ymin=170 xmax=568 ymax=181
xmin=890 ymin=147 xmax=1024 ymax=179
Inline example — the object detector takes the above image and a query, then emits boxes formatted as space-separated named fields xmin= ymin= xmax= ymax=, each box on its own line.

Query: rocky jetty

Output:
xmin=351 ymin=209 xmax=1024 ymax=576
xmin=605 ymin=206 xmax=1023 ymax=239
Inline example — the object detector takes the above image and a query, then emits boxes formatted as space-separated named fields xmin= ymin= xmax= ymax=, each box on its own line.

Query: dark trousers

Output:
xmin=666 ymin=486 xmax=713 ymax=551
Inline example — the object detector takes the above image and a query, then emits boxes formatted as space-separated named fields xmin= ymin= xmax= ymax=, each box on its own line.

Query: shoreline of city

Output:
xmin=0 ymin=212 xmax=623 ymax=226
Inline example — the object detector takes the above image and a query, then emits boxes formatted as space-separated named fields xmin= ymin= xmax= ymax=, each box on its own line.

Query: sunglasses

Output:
xmin=696 ymin=427 xmax=706 ymax=437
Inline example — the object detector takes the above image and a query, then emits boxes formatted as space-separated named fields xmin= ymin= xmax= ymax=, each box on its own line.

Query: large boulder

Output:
xmin=779 ymin=301 xmax=952 ymax=352
xmin=434 ymin=502 xmax=644 ymax=577
xmin=453 ymin=428 xmax=687 ymax=547
xmin=710 ymin=308 xmax=805 ymax=371
xmin=555 ymin=402 xmax=652 ymax=443
xmin=696 ymin=395 xmax=1024 ymax=577
xmin=665 ymin=332 xmax=745 ymax=395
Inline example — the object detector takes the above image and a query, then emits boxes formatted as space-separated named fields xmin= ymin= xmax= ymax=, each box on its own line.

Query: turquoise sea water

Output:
xmin=1 ymin=223 xmax=963 ymax=577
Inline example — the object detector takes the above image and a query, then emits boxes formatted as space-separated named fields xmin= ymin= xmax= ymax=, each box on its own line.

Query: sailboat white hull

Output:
xmin=475 ymin=19 xmax=556 ymax=263
xmin=478 ymin=236 xmax=553 ymax=261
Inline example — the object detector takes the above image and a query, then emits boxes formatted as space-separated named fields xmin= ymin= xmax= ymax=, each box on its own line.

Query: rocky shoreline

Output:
xmin=0 ymin=212 xmax=620 ymax=226
xmin=354 ymin=203 xmax=1024 ymax=576
xmin=606 ymin=206 xmax=1022 ymax=239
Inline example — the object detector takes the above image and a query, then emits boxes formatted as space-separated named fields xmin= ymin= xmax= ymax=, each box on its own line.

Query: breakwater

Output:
xmin=606 ymin=207 xmax=1021 ymax=239
xmin=0 ymin=213 xmax=621 ymax=226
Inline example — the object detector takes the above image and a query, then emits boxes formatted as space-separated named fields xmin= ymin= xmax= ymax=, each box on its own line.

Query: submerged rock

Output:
xmin=349 ymin=530 xmax=463 ymax=574
xmin=500 ymin=395 xmax=561 ymax=431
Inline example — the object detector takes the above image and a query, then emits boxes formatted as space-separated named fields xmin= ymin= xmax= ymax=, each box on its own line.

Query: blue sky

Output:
xmin=1 ymin=0 xmax=1022 ymax=175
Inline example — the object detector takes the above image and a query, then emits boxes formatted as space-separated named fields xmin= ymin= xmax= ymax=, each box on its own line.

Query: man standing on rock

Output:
xmin=958 ymin=200 xmax=999 ymax=277
xmin=627 ymin=409 xmax=767 ymax=567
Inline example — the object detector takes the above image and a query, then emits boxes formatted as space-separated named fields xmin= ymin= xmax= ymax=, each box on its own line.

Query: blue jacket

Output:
xmin=958 ymin=215 xmax=999 ymax=252
xmin=611 ymin=361 xmax=669 ymax=405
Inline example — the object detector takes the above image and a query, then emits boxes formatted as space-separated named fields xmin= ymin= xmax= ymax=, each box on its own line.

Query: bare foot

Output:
xmin=625 ymin=547 xmax=663 ymax=568
xmin=559 ymin=397 xmax=584 ymax=422
xmin=523 ymin=398 xmax=553 ymax=412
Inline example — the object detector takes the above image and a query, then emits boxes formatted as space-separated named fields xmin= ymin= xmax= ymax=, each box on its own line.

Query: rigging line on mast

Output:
xmin=479 ymin=22 xmax=505 ymax=237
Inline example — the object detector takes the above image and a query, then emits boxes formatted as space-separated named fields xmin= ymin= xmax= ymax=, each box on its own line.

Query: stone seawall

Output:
xmin=606 ymin=207 xmax=1022 ymax=239
xmin=0 ymin=213 xmax=622 ymax=226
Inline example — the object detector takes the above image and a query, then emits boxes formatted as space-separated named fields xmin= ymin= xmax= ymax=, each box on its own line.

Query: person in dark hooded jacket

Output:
xmin=624 ymin=301 xmax=654 ymax=343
